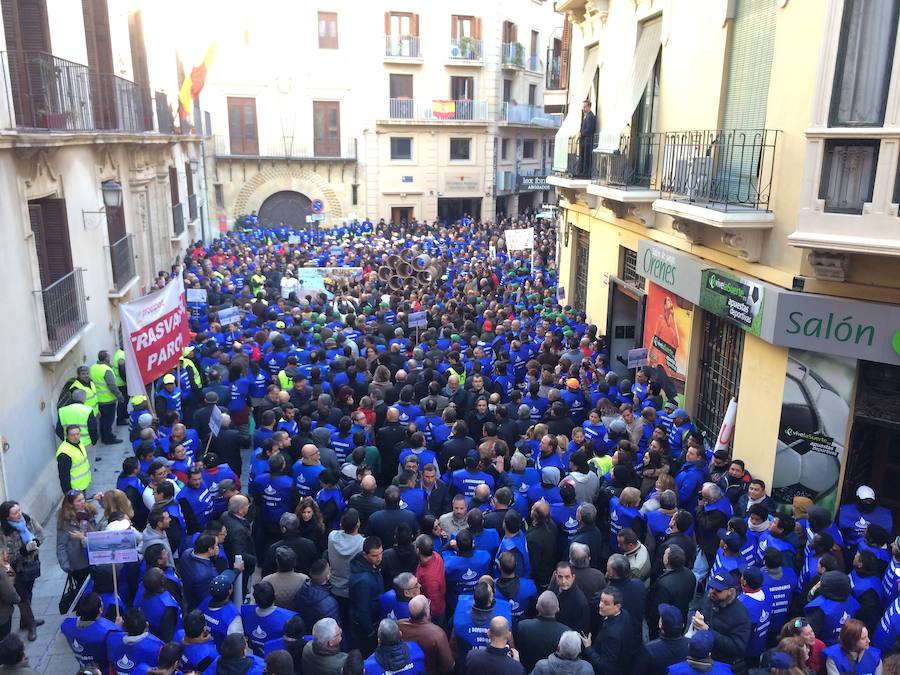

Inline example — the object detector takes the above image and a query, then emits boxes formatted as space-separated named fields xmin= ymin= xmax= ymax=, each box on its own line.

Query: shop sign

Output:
xmin=517 ymin=175 xmax=549 ymax=192
xmin=698 ymin=268 xmax=765 ymax=337
xmin=636 ymin=240 xmax=704 ymax=304
xmin=444 ymin=174 xmax=480 ymax=192
xmin=772 ymin=292 xmax=900 ymax=365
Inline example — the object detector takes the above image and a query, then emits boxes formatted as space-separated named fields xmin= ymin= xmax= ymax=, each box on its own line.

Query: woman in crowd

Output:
xmin=55 ymin=490 xmax=98 ymax=595
xmin=0 ymin=501 xmax=43 ymax=641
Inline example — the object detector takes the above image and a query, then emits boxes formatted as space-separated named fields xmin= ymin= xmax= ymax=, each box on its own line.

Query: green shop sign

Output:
xmin=698 ymin=268 xmax=765 ymax=336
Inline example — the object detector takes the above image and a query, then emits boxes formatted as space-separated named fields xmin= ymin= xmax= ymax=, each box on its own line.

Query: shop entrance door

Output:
xmin=606 ymin=278 xmax=646 ymax=380
xmin=437 ymin=197 xmax=481 ymax=223
xmin=391 ymin=207 xmax=412 ymax=225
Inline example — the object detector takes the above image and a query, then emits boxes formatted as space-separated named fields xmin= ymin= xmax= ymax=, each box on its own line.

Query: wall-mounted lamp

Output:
xmin=82 ymin=180 xmax=123 ymax=229
xmin=189 ymin=158 xmax=199 ymax=172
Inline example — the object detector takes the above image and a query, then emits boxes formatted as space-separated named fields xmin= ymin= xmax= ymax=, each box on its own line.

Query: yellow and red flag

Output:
xmin=178 ymin=43 xmax=215 ymax=121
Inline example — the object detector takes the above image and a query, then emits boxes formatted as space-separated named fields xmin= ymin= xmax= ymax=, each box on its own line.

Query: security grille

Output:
xmin=695 ymin=312 xmax=745 ymax=447
xmin=620 ymin=247 xmax=645 ymax=290
xmin=573 ymin=230 xmax=590 ymax=311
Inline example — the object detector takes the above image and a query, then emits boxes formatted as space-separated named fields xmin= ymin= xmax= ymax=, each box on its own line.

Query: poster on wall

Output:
xmin=698 ymin=268 xmax=765 ymax=336
xmin=642 ymin=282 xmax=693 ymax=407
xmin=772 ymin=349 xmax=856 ymax=515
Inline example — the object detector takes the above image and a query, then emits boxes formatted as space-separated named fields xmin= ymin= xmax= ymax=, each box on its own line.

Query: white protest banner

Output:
xmin=86 ymin=530 xmax=139 ymax=566
xmin=287 ymin=234 xmax=301 ymax=245
xmin=217 ymin=306 xmax=241 ymax=326
xmin=627 ymin=347 xmax=649 ymax=369
xmin=208 ymin=405 xmax=223 ymax=438
xmin=505 ymin=228 xmax=534 ymax=251
xmin=408 ymin=311 xmax=428 ymax=328
xmin=186 ymin=288 xmax=207 ymax=304
xmin=714 ymin=398 xmax=738 ymax=452
xmin=120 ymin=277 xmax=189 ymax=397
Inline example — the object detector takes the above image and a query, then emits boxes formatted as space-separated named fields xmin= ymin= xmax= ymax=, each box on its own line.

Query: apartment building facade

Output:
xmin=549 ymin=0 xmax=900 ymax=516
xmin=0 ymin=0 xmax=206 ymax=519
xmin=201 ymin=0 xmax=562 ymax=228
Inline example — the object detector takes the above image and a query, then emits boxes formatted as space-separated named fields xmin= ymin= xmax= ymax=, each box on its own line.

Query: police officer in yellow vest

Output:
xmin=89 ymin=351 xmax=124 ymax=445
xmin=113 ymin=348 xmax=128 ymax=426
xmin=55 ymin=389 xmax=98 ymax=450
xmin=56 ymin=425 xmax=92 ymax=494
xmin=68 ymin=366 xmax=98 ymax=417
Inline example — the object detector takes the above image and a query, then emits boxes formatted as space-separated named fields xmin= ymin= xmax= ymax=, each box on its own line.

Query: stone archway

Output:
xmin=232 ymin=165 xmax=344 ymax=223
xmin=258 ymin=190 xmax=312 ymax=230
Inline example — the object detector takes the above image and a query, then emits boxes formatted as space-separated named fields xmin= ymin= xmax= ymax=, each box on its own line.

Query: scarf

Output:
xmin=7 ymin=518 xmax=32 ymax=545
xmin=748 ymin=519 xmax=769 ymax=533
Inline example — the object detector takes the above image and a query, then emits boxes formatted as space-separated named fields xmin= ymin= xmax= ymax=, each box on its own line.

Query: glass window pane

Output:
xmin=819 ymin=139 xmax=879 ymax=214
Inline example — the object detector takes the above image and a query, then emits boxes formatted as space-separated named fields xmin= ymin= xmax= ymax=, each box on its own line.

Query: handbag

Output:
xmin=58 ymin=572 xmax=83 ymax=614
xmin=16 ymin=558 xmax=40 ymax=584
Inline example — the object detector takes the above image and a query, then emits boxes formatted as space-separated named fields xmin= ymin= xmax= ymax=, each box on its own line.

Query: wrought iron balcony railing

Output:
xmin=385 ymin=35 xmax=421 ymax=58
xmin=594 ymin=132 xmax=663 ymax=190
xmin=37 ymin=268 xmax=88 ymax=355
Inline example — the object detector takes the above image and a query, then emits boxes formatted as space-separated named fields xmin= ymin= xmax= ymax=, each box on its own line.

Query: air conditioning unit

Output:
xmin=450 ymin=45 xmax=462 ymax=58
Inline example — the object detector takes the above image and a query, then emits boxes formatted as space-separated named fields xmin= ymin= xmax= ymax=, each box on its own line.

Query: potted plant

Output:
xmin=459 ymin=36 xmax=476 ymax=59
xmin=514 ymin=42 xmax=525 ymax=67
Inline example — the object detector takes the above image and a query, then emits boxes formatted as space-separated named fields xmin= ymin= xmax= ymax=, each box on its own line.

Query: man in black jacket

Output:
xmin=261 ymin=513 xmax=318 ymax=576
xmin=577 ymin=100 xmax=597 ymax=178
xmin=525 ymin=501 xmax=558 ymax=591
xmin=581 ymin=587 xmax=632 ymax=675
xmin=552 ymin=562 xmax=590 ymax=635
xmin=420 ymin=465 xmax=450 ymax=517
xmin=376 ymin=408 xmax=407 ymax=483
xmin=652 ymin=510 xmax=696 ymax=578
xmin=605 ymin=554 xmax=646 ymax=647
xmin=633 ymin=603 xmax=690 ymax=675
xmin=348 ymin=475 xmax=386 ymax=528
xmin=221 ymin=494 xmax=256 ymax=599
xmin=209 ymin=414 xmax=246 ymax=478
xmin=365 ymin=487 xmax=418 ymax=546
xmin=646 ymin=545 xmax=695 ymax=639
xmin=439 ymin=420 xmax=476 ymax=471
xmin=463 ymin=616 xmax=524 ymax=675
xmin=516 ymin=591 xmax=570 ymax=671
xmin=571 ymin=503 xmax=606 ymax=571
xmin=690 ymin=571 xmax=751 ymax=669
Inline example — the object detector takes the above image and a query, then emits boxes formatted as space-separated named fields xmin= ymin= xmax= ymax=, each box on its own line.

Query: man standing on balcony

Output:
xmin=90 ymin=350 xmax=124 ymax=445
xmin=578 ymin=100 xmax=596 ymax=178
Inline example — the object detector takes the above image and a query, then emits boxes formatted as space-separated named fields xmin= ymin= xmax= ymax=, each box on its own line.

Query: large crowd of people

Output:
xmin=28 ymin=212 xmax=900 ymax=675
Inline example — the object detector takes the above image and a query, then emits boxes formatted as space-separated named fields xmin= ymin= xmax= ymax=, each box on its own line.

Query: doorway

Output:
xmin=437 ymin=197 xmax=481 ymax=223
xmin=391 ymin=207 xmax=413 ymax=225
xmin=258 ymin=190 xmax=312 ymax=230
xmin=606 ymin=279 xmax=646 ymax=380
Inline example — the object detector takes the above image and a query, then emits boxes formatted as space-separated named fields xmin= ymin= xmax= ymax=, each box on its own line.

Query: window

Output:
xmin=819 ymin=139 xmax=878 ymax=214
xmin=214 ymin=184 xmax=224 ymax=209
xmin=227 ymin=97 xmax=258 ymax=155
xmin=451 ymin=14 xmax=479 ymax=39
xmin=501 ymin=138 xmax=509 ymax=160
xmin=450 ymin=138 xmax=471 ymax=160
xmin=318 ymin=11 xmax=338 ymax=49
xmin=528 ymin=84 xmax=537 ymax=106
xmin=573 ymin=229 xmax=590 ymax=312
xmin=523 ymin=139 xmax=535 ymax=159
xmin=530 ymin=30 xmax=539 ymax=58
xmin=830 ymin=0 xmax=899 ymax=126
xmin=390 ymin=137 xmax=412 ymax=160
xmin=387 ymin=12 xmax=413 ymax=36
xmin=619 ymin=247 xmax=645 ymax=290
xmin=385 ymin=12 xmax=419 ymax=57
xmin=548 ymin=140 xmax=554 ymax=158
xmin=502 ymin=20 xmax=517 ymax=43
xmin=450 ymin=76 xmax=473 ymax=100
xmin=389 ymin=74 xmax=413 ymax=99
xmin=313 ymin=100 xmax=341 ymax=157
xmin=695 ymin=314 xmax=744 ymax=448
xmin=503 ymin=79 xmax=512 ymax=103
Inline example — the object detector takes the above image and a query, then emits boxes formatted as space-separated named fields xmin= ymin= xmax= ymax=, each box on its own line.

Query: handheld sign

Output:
xmin=288 ymin=234 xmax=301 ymax=245
xmin=186 ymin=288 xmax=207 ymax=304
xmin=217 ymin=306 xmax=241 ymax=326
xmin=627 ymin=347 xmax=649 ymax=369
xmin=408 ymin=311 xmax=428 ymax=329
xmin=209 ymin=405 xmax=223 ymax=438
xmin=86 ymin=530 xmax=139 ymax=566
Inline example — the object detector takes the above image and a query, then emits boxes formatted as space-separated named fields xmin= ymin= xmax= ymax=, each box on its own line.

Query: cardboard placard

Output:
xmin=86 ymin=530 xmax=139 ymax=566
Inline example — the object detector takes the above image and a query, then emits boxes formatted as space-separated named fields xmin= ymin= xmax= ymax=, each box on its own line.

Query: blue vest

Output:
xmin=292 ymin=462 xmax=324 ymax=498
xmin=316 ymin=487 xmax=346 ymax=530
xmin=822 ymin=643 xmax=881 ymax=675
xmin=60 ymin=616 xmax=121 ymax=670
xmin=179 ymin=484 xmax=213 ymax=531
xmin=199 ymin=598 xmax=240 ymax=647
xmin=140 ymin=591 xmax=182 ymax=639
xmin=883 ymin=557 xmax=900 ymax=602
xmin=495 ymin=532 xmax=531 ymax=579
xmin=107 ymin=631 xmax=165 ymax=674
xmin=667 ymin=661 xmax=733 ymax=674
xmin=738 ymin=590 xmax=771 ymax=660
xmin=709 ymin=551 xmax=742 ymax=584
xmin=363 ymin=642 xmax=426 ymax=675
xmin=646 ymin=510 xmax=674 ymax=546
xmin=609 ymin=498 xmax=644 ymax=552
xmin=202 ymin=654 xmax=266 ymax=675
xmin=450 ymin=470 xmax=494 ymax=498
xmin=523 ymin=396 xmax=549 ymax=423
xmin=805 ymin=595 xmax=862 ymax=645
xmin=452 ymin=596 xmax=513 ymax=658
xmin=756 ymin=531 xmax=797 ymax=569
xmin=263 ymin=635 xmax=311 ymax=655
xmin=838 ymin=503 xmax=893 ymax=555
xmin=241 ymin=605 xmax=297 ymax=655
xmin=494 ymin=577 xmax=537 ymax=623
xmin=550 ymin=502 xmax=580 ymax=545
xmin=399 ymin=487 xmax=427 ymax=519
xmin=158 ymin=388 xmax=182 ymax=416
xmin=875 ymin=596 xmax=900 ymax=652
xmin=330 ymin=432 xmax=354 ymax=463
xmin=444 ymin=550 xmax=491 ymax=595
xmin=254 ymin=473 xmax=295 ymax=524
xmin=506 ymin=468 xmax=541 ymax=495
xmin=181 ymin=639 xmax=219 ymax=672
xmin=378 ymin=590 xmax=411 ymax=621
xmin=117 ymin=475 xmax=149 ymax=513
xmin=851 ymin=570 xmax=886 ymax=606
xmin=472 ymin=528 xmax=501 ymax=561
xmin=761 ymin=567 xmax=798 ymax=636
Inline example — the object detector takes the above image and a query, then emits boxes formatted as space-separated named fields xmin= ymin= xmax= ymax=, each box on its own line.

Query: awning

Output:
xmin=552 ymin=46 xmax=599 ymax=173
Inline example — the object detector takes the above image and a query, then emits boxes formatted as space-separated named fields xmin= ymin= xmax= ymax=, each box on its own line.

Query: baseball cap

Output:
xmin=717 ymin=529 xmax=743 ymax=553
xmin=466 ymin=449 xmax=480 ymax=462
xmin=162 ymin=374 xmax=176 ymax=384
xmin=707 ymin=571 xmax=739 ymax=591
xmin=217 ymin=478 xmax=236 ymax=493
xmin=742 ymin=566 xmax=763 ymax=589
xmin=566 ymin=378 xmax=580 ymax=390
xmin=138 ymin=413 xmax=154 ymax=428
xmin=608 ymin=419 xmax=627 ymax=434
xmin=209 ymin=574 xmax=233 ymax=600
xmin=856 ymin=485 xmax=876 ymax=501
xmin=658 ymin=603 xmax=683 ymax=632
xmin=713 ymin=448 xmax=731 ymax=461
xmin=768 ymin=652 xmax=793 ymax=669
xmin=672 ymin=408 xmax=689 ymax=419
xmin=541 ymin=466 xmax=561 ymax=486
xmin=689 ymin=630 xmax=715 ymax=659
xmin=663 ymin=400 xmax=677 ymax=411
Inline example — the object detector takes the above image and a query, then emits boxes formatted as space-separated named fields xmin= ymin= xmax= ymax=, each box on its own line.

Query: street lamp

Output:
xmin=101 ymin=180 xmax=123 ymax=209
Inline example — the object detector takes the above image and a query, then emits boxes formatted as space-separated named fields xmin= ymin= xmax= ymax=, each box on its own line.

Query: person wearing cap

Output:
xmin=667 ymin=630 xmax=734 ymax=674
xmin=667 ymin=408 xmax=694 ymax=461
xmin=839 ymin=485 xmax=894 ymax=561
xmin=560 ymin=378 xmax=587 ymax=426
xmin=155 ymin=373 xmax=183 ymax=422
xmin=527 ymin=466 xmax=563 ymax=507
xmin=737 ymin=566 xmax=772 ymax=664
xmin=198 ymin=572 xmax=244 ymax=648
xmin=804 ymin=570 xmax=861 ymax=647
xmin=634 ymin=602 xmax=690 ymax=675
xmin=691 ymin=570 xmax=752 ymax=669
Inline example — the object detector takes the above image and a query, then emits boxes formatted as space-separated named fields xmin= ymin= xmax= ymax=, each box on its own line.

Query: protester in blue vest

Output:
xmin=550 ymin=482 xmax=581 ymax=558
xmin=851 ymin=549 xmax=887 ymax=635
xmin=756 ymin=513 xmax=799 ymax=570
xmin=364 ymin=617 xmax=426 ymax=675
xmin=199 ymin=572 xmax=243 ymax=648
xmin=138 ymin=567 xmax=182 ymax=642
xmin=155 ymin=374 xmax=183 ymax=419
xmin=251 ymin=452 xmax=297 ymax=552
xmin=241 ymin=580 xmax=297 ymax=656
xmin=667 ymin=630 xmax=734 ymax=674
xmin=450 ymin=451 xmax=495 ymax=498
xmin=824 ymin=618 xmax=882 ymax=675
xmin=61 ymin=593 xmax=122 ymax=672
xmin=760 ymin=546 xmax=799 ymax=643
xmin=443 ymin=528 xmax=491 ymax=598
xmin=378 ymin=572 xmax=419 ymax=622
xmin=494 ymin=549 xmax=537 ymax=624
xmin=452 ymin=579 xmax=513 ymax=660
xmin=805 ymin=570 xmax=861 ymax=646
xmin=202 ymin=633 xmax=266 ymax=675
xmin=675 ymin=446 xmax=707 ymax=514
xmin=178 ymin=467 xmax=214 ymax=535
xmin=106 ymin=607 xmax=165 ymax=675
xmin=398 ymin=470 xmax=428 ymax=519
xmin=838 ymin=485 xmax=893 ymax=561
xmin=883 ymin=537 xmax=900 ymax=604
xmin=737 ymin=567 xmax=771 ymax=666
xmin=316 ymin=469 xmax=346 ymax=532
xmin=609 ymin=486 xmax=645 ymax=555
xmin=495 ymin=510 xmax=531 ymax=578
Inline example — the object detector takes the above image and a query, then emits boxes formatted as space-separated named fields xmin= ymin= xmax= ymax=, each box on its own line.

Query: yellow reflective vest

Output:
xmin=55 ymin=440 xmax=91 ymax=491
xmin=69 ymin=379 xmax=98 ymax=415
xmin=113 ymin=349 xmax=126 ymax=387
xmin=58 ymin=402 xmax=93 ymax=447
xmin=89 ymin=363 xmax=117 ymax=404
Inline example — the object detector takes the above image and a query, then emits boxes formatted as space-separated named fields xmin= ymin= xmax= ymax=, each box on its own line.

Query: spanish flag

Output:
xmin=179 ymin=43 xmax=215 ymax=121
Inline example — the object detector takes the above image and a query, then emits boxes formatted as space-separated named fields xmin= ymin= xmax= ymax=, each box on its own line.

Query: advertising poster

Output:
xmin=772 ymin=349 xmax=857 ymax=514
xmin=699 ymin=268 xmax=764 ymax=336
xmin=643 ymin=282 xmax=693 ymax=407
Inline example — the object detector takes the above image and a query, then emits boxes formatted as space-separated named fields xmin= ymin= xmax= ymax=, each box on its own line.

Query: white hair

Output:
xmin=312 ymin=618 xmax=339 ymax=647
xmin=558 ymin=631 xmax=582 ymax=660
xmin=702 ymin=482 xmax=722 ymax=501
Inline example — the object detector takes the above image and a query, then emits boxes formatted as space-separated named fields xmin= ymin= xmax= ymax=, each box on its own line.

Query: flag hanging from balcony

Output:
xmin=432 ymin=100 xmax=456 ymax=119
xmin=178 ymin=43 xmax=215 ymax=121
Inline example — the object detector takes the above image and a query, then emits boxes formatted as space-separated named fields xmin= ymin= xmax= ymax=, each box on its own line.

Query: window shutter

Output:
xmin=474 ymin=17 xmax=481 ymax=40
xmin=2 ymin=0 xmax=21 ymax=53
xmin=82 ymin=0 xmax=114 ymax=73
xmin=128 ymin=10 xmax=149 ymax=86
xmin=450 ymin=15 xmax=457 ymax=39
xmin=29 ymin=204 xmax=50 ymax=289
xmin=36 ymin=199 xmax=73 ymax=285
xmin=169 ymin=166 xmax=179 ymax=206
xmin=412 ymin=13 xmax=419 ymax=37
xmin=722 ymin=0 xmax=776 ymax=130
xmin=105 ymin=204 xmax=126 ymax=244
xmin=384 ymin=11 xmax=390 ymax=35
xmin=560 ymin=20 xmax=571 ymax=87
xmin=17 ymin=0 xmax=51 ymax=51
xmin=185 ymin=161 xmax=194 ymax=195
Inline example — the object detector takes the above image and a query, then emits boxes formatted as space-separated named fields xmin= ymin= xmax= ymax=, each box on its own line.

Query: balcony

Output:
xmin=544 ymin=49 xmax=566 ymax=112
xmin=527 ymin=54 xmax=541 ymax=72
xmin=107 ymin=234 xmax=138 ymax=297
xmin=172 ymin=203 xmax=185 ymax=237
xmin=496 ymin=170 xmax=516 ymax=192
xmin=448 ymin=38 xmax=483 ymax=63
xmin=384 ymin=35 xmax=422 ymax=61
xmin=653 ymin=129 xmax=779 ymax=262
xmin=587 ymin=132 xmax=662 ymax=224
xmin=382 ymin=99 xmax=488 ymax=123
xmin=499 ymin=102 xmax=561 ymax=127
xmin=1 ymin=51 xmax=155 ymax=133
xmin=502 ymin=42 xmax=525 ymax=69
xmin=212 ymin=135 xmax=358 ymax=161
xmin=37 ymin=268 xmax=89 ymax=360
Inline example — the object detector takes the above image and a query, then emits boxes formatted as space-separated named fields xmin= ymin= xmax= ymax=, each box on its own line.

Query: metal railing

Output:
xmin=553 ymin=134 xmax=598 ymax=178
xmin=657 ymin=129 xmax=778 ymax=211
xmin=502 ymin=42 xmax=525 ymax=68
xmin=188 ymin=193 xmax=198 ymax=221
xmin=212 ymin=134 xmax=357 ymax=160
xmin=386 ymin=99 xmax=488 ymax=121
xmin=594 ymin=132 xmax=663 ymax=190
xmin=546 ymin=50 xmax=562 ymax=89
xmin=500 ymin=102 xmax=561 ymax=127
xmin=385 ymin=35 xmax=421 ymax=58
xmin=527 ymin=54 xmax=540 ymax=71
xmin=1 ymin=51 xmax=153 ymax=132
xmin=172 ymin=203 xmax=184 ymax=236
xmin=449 ymin=38 xmax=482 ymax=60
xmin=37 ymin=268 xmax=88 ymax=355
xmin=108 ymin=234 xmax=136 ymax=292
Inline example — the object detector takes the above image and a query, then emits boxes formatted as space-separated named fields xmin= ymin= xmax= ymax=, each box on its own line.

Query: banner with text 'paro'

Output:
xmin=120 ymin=277 xmax=189 ymax=397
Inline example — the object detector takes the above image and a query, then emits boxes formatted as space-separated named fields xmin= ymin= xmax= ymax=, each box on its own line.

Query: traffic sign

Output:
xmin=311 ymin=199 xmax=324 ymax=213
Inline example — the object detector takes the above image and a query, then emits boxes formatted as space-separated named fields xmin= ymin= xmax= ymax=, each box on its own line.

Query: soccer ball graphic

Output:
xmin=772 ymin=357 xmax=848 ymax=503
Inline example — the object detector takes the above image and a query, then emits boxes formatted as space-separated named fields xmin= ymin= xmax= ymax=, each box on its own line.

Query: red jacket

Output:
xmin=416 ymin=552 xmax=446 ymax=617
